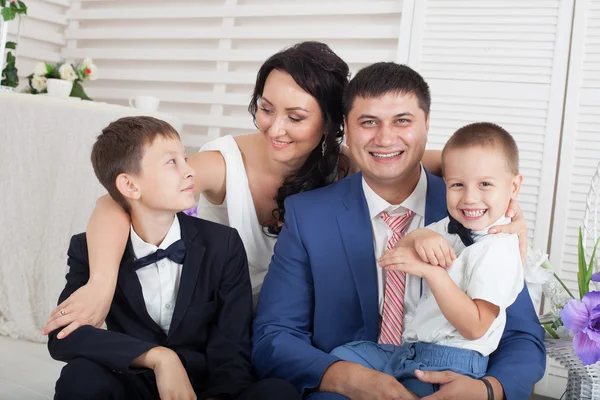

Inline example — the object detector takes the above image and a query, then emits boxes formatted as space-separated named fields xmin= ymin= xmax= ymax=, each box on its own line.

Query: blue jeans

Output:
xmin=330 ymin=341 xmax=488 ymax=396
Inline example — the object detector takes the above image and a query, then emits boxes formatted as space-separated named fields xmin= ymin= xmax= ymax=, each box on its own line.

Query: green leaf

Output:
xmin=70 ymin=81 xmax=92 ymax=100
xmin=578 ymin=228 xmax=589 ymax=299
xmin=17 ymin=1 xmax=26 ymax=14
xmin=1 ymin=6 xmax=16 ymax=21
xmin=586 ymin=236 xmax=600 ymax=284
xmin=543 ymin=323 xmax=559 ymax=339
xmin=1 ymin=50 xmax=18 ymax=88
xmin=0 ymin=1 xmax=6 ymax=8
xmin=5 ymin=41 xmax=16 ymax=50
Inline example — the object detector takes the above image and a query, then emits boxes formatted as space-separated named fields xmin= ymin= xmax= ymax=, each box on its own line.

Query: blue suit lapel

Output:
xmin=336 ymin=173 xmax=379 ymax=341
xmin=424 ymin=169 xmax=447 ymax=225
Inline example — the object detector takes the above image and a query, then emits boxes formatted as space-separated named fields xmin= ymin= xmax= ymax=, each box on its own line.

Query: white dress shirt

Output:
xmin=130 ymin=216 xmax=183 ymax=334
xmin=362 ymin=165 xmax=428 ymax=316
xmin=402 ymin=217 xmax=524 ymax=356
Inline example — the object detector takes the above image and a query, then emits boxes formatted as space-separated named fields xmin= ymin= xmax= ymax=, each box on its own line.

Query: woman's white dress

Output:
xmin=197 ymin=135 xmax=276 ymax=303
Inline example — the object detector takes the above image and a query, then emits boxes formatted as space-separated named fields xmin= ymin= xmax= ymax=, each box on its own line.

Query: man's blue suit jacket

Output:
xmin=252 ymin=171 xmax=546 ymax=400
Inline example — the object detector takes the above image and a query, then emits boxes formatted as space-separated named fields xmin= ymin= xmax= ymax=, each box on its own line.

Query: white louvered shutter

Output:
xmin=9 ymin=0 xmax=69 ymax=88
xmin=63 ymin=0 xmax=416 ymax=148
xmin=537 ymin=0 xmax=600 ymax=396
xmin=406 ymin=0 xmax=574 ymax=255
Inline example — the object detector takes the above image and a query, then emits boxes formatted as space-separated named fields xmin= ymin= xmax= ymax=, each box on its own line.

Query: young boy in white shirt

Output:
xmin=331 ymin=122 xmax=525 ymax=396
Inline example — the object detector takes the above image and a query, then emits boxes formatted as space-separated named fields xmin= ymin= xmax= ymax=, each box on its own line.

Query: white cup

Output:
xmin=47 ymin=79 xmax=73 ymax=98
xmin=129 ymin=95 xmax=160 ymax=112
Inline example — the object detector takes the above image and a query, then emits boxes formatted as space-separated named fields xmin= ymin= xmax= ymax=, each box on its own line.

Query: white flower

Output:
xmin=31 ymin=75 xmax=47 ymax=92
xmin=524 ymin=247 xmax=554 ymax=286
xmin=33 ymin=62 xmax=48 ymax=77
xmin=84 ymin=63 xmax=98 ymax=81
xmin=58 ymin=63 xmax=77 ymax=82
xmin=79 ymin=58 xmax=98 ymax=81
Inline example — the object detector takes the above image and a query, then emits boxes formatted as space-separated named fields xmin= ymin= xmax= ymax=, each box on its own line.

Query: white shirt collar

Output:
xmin=472 ymin=215 xmax=511 ymax=242
xmin=362 ymin=164 xmax=428 ymax=220
xmin=130 ymin=216 xmax=181 ymax=259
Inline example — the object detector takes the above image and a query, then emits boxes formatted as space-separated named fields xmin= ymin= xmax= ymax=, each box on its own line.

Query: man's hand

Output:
xmin=135 ymin=347 xmax=197 ymax=400
xmin=415 ymin=370 xmax=504 ymax=400
xmin=379 ymin=247 xmax=442 ymax=279
xmin=42 ymin=280 xmax=115 ymax=338
xmin=489 ymin=197 xmax=528 ymax=263
xmin=319 ymin=361 xmax=418 ymax=400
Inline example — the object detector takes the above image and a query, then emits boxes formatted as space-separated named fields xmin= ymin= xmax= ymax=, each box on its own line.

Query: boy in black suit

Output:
xmin=48 ymin=116 xmax=299 ymax=400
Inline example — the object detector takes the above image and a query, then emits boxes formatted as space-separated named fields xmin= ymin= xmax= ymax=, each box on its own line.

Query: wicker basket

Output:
xmin=546 ymin=338 xmax=600 ymax=399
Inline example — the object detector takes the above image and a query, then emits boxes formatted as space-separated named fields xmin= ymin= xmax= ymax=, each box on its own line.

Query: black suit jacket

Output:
xmin=48 ymin=212 xmax=255 ymax=399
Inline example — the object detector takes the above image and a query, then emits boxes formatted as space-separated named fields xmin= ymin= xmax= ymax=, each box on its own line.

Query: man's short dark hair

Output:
xmin=442 ymin=122 xmax=519 ymax=176
xmin=91 ymin=116 xmax=179 ymax=212
xmin=342 ymin=62 xmax=431 ymax=117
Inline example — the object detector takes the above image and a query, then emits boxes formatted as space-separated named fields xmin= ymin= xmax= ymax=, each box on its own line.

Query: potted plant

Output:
xmin=27 ymin=58 xmax=98 ymax=99
xmin=539 ymin=229 xmax=600 ymax=399
xmin=1 ymin=0 xmax=27 ymax=91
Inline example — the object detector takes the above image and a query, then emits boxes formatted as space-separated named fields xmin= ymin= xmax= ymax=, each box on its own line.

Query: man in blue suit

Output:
xmin=252 ymin=63 xmax=546 ymax=400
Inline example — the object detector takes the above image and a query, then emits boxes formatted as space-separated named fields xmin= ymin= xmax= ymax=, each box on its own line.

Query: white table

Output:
xmin=0 ymin=92 xmax=182 ymax=343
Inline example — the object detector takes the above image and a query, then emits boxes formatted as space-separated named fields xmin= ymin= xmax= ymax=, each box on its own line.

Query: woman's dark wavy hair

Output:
xmin=249 ymin=41 xmax=350 ymax=235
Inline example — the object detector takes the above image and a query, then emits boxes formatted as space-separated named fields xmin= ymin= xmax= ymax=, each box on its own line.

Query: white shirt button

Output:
xmin=165 ymin=303 xmax=171 ymax=309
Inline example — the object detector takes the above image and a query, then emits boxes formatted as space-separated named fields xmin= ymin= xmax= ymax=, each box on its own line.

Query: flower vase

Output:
xmin=0 ymin=14 xmax=10 ymax=91
xmin=0 ymin=14 xmax=8 ymax=74
xmin=546 ymin=338 xmax=600 ymax=399
xmin=47 ymin=78 xmax=73 ymax=98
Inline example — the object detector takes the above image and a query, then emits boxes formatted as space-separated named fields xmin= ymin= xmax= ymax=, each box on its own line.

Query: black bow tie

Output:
xmin=447 ymin=214 xmax=475 ymax=247
xmin=133 ymin=239 xmax=186 ymax=270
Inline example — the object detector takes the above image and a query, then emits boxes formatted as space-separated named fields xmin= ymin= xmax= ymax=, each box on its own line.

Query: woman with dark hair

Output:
xmin=42 ymin=41 xmax=441 ymax=337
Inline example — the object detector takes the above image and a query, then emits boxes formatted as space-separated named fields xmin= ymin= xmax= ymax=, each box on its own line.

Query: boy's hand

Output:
xmin=142 ymin=347 xmax=197 ymax=400
xmin=379 ymin=247 xmax=443 ymax=279
xmin=407 ymin=229 xmax=456 ymax=268
xmin=42 ymin=280 xmax=114 ymax=338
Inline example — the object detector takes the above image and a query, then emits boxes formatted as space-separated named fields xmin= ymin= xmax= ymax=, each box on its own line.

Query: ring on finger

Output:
xmin=60 ymin=309 xmax=66 ymax=316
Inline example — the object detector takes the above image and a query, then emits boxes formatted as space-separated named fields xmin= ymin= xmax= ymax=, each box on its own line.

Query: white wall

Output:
xmin=8 ymin=0 xmax=69 ymax=89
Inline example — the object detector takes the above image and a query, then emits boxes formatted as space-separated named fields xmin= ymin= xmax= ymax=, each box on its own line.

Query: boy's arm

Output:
xmin=133 ymin=347 xmax=196 ymax=400
xmin=42 ymin=195 xmax=130 ymax=337
xmin=47 ymin=234 xmax=159 ymax=373
xmin=425 ymin=268 xmax=499 ymax=340
xmin=202 ymin=229 xmax=255 ymax=400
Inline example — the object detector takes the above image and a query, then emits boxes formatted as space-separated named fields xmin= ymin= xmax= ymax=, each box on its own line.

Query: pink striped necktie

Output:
xmin=379 ymin=209 xmax=414 ymax=345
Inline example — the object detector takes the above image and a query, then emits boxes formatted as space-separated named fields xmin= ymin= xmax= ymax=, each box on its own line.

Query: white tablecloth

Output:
xmin=0 ymin=92 xmax=182 ymax=342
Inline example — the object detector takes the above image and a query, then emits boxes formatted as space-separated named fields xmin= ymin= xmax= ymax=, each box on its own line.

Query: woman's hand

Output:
xmin=42 ymin=281 xmax=115 ymax=338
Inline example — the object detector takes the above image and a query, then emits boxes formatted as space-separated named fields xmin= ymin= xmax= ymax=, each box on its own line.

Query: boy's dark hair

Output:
xmin=342 ymin=62 xmax=431 ymax=117
xmin=91 ymin=116 xmax=179 ymax=212
xmin=442 ymin=122 xmax=519 ymax=175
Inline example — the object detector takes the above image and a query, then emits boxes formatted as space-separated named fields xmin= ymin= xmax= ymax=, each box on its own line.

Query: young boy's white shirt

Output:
xmin=402 ymin=216 xmax=524 ymax=356
xmin=130 ymin=215 xmax=182 ymax=334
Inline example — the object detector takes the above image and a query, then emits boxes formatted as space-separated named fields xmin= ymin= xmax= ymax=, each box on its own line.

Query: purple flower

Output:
xmin=592 ymin=272 xmax=600 ymax=283
xmin=183 ymin=205 xmax=198 ymax=218
xmin=560 ymin=291 xmax=600 ymax=365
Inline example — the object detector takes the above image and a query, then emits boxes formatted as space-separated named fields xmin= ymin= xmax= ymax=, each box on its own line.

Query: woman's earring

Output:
xmin=321 ymin=138 xmax=327 ymax=157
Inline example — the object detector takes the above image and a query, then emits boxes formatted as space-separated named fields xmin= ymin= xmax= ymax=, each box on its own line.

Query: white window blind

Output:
xmin=63 ymin=0 xmax=413 ymax=148
xmin=537 ymin=1 xmax=600 ymax=396
xmin=406 ymin=0 xmax=574 ymax=256
xmin=9 ymin=0 xmax=69 ymax=87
